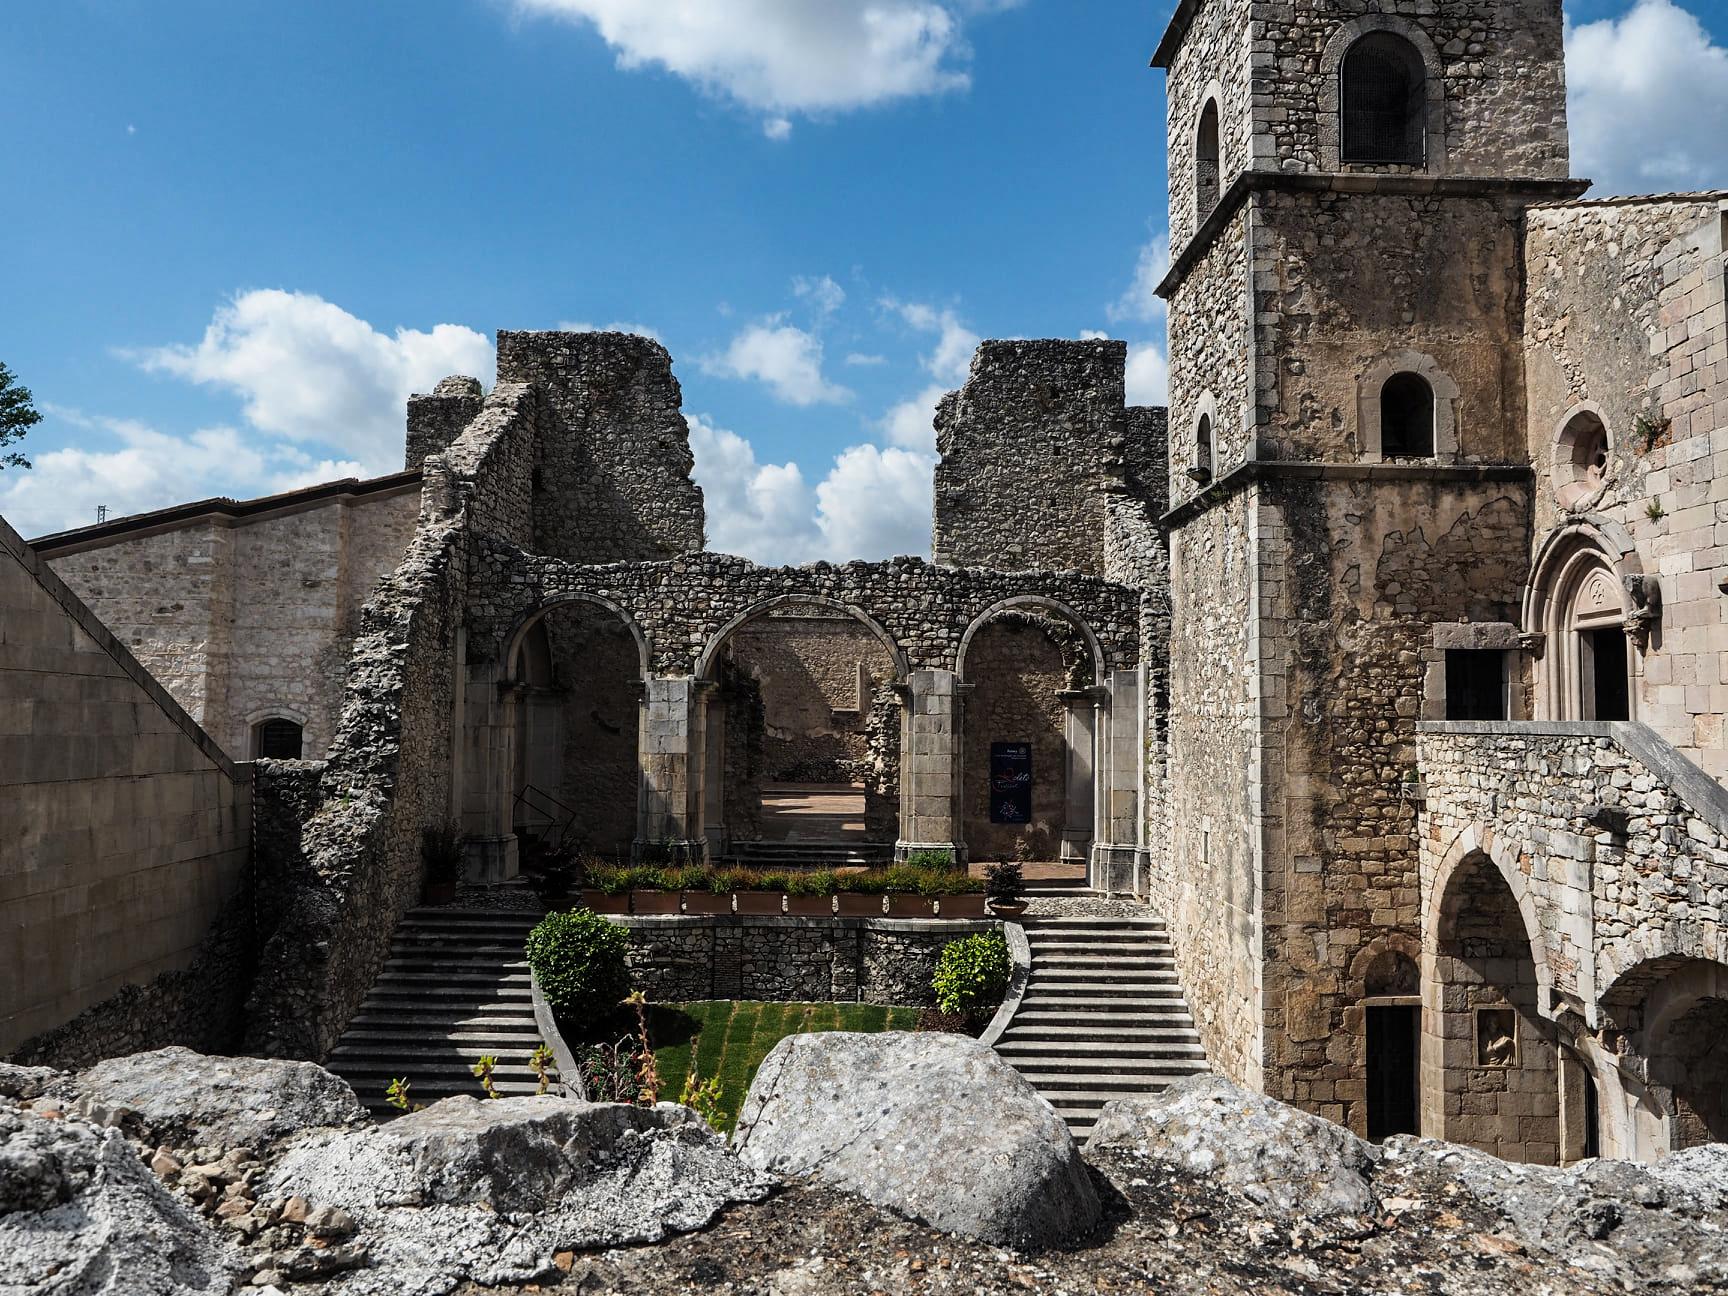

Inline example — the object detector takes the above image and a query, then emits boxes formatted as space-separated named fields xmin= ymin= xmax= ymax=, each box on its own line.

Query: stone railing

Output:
xmin=1416 ymin=720 xmax=1728 ymax=1021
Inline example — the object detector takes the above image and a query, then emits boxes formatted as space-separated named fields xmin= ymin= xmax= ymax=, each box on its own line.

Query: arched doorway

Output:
xmin=695 ymin=597 xmax=905 ymax=863
xmin=957 ymin=599 xmax=1102 ymax=867
xmin=1426 ymin=849 xmax=1561 ymax=1162
xmin=1358 ymin=945 xmax=1421 ymax=1141
xmin=505 ymin=597 xmax=647 ymax=862
xmin=1617 ymin=958 xmax=1728 ymax=1154
xmin=1526 ymin=530 xmax=1641 ymax=722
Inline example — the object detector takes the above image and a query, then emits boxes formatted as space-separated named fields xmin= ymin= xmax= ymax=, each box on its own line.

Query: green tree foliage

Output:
xmin=0 ymin=363 xmax=41 ymax=470
xmin=525 ymin=908 xmax=633 ymax=1020
xmin=931 ymin=930 xmax=1011 ymax=1017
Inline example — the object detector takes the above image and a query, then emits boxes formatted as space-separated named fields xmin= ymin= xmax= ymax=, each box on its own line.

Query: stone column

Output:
xmin=1057 ymin=687 xmax=1101 ymax=865
xmin=1090 ymin=669 xmax=1141 ymax=895
xmin=700 ymin=683 xmax=727 ymax=859
xmin=897 ymin=668 xmax=965 ymax=862
xmin=637 ymin=675 xmax=704 ymax=860
xmin=459 ymin=651 xmax=520 ymax=884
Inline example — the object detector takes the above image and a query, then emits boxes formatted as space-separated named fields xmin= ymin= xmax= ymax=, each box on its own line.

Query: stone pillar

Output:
xmin=897 ymin=669 xmax=965 ymax=862
xmin=1090 ymin=669 xmax=1141 ymax=895
xmin=637 ymin=675 xmax=704 ymax=859
xmin=459 ymin=653 xmax=520 ymax=884
xmin=700 ymin=683 xmax=727 ymax=858
xmin=1058 ymin=688 xmax=1101 ymax=865
xmin=405 ymin=376 xmax=484 ymax=471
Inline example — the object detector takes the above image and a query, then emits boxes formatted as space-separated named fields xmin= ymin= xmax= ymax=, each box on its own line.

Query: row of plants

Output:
xmin=573 ymin=858 xmax=1028 ymax=918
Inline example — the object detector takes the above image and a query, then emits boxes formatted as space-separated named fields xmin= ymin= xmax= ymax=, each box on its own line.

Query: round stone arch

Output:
xmin=501 ymin=592 xmax=652 ymax=684
xmin=1523 ymin=518 xmax=1653 ymax=720
xmin=1551 ymin=402 xmax=1616 ymax=513
xmin=1597 ymin=928 xmax=1728 ymax=1028
xmin=1317 ymin=14 xmax=1448 ymax=173
xmin=1190 ymin=79 xmax=1227 ymax=230
xmin=1422 ymin=822 xmax=1556 ymax=1013
xmin=1188 ymin=389 xmax=1219 ymax=486
xmin=1349 ymin=932 xmax=1424 ymax=999
xmin=241 ymin=702 xmax=310 ymax=729
xmin=1357 ymin=350 xmax=1460 ymax=462
xmin=955 ymin=595 xmax=1106 ymax=685
xmin=694 ymin=594 xmax=909 ymax=684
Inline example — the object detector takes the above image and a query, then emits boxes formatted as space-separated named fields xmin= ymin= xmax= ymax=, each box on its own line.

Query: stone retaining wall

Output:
xmin=615 ymin=915 xmax=998 ymax=1006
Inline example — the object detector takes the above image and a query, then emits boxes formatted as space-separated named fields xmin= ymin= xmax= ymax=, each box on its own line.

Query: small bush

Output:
xmin=755 ymin=871 xmax=794 ymax=893
xmin=787 ymin=870 xmax=835 ymax=897
xmin=985 ymin=860 xmax=1026 ymax=905
xmin=904 ymin=849 xmax=956 ymax=870
xmin=526 ymin=909 xmax=633 ymax=1020
xmin=585 ymin=863 xmax=631 ymax=896
xmin=932 ymin=931 xmax=1011 ymax=1017
xmin=837 ymin=869 xmax=889 ymax=894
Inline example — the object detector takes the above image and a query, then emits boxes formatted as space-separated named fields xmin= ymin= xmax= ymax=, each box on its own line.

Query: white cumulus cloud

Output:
xmin=815 ymin=443 xmax=935 ymax=560
xmin=1125 ymin=342 xmax=1169 ymax=407
xmin=891 ymin=300 xmax=980 ymax=384
xmin=1568 ymin=0 xmax=1728 ymax=195
xmin=688 ymin=413 xmax=821 ymax=563
xmin=511 ymin=0 xmax=1019 ymax=127
xmin=879 ymin=382 xmax=950 ymax=451
xmin=701 ymin=320 xmax=852 ymax=406
xmin=1107 ymin=233 xmax=1172 ymax=326
xmin=135 ymin=289 xmax=495 ymax=471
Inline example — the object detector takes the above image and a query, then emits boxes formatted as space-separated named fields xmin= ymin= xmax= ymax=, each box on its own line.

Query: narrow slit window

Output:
xmin=1195 ymin=100 xmax=1221 ymax=218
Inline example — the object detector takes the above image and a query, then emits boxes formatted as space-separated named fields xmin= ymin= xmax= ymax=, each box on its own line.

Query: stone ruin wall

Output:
xmin=42 ymin=483 xmax=421 ymax=761
xmin=933 ymin=339 xmax=1128 ymax=577
xmin=961 ymin=617 xmax=1073 ymax=862
xmin=496 ymin=330 xmax=705 ymax=565
xmin=1254 ymin=475 xmax=1531 ymax=1133
xmin=1252 ymin=189 xmax=1532 ymax=464
xmin=1 ymin=516 xmax=253 ymax=1064
xmin=1524 ymin=196 xmax=1728 ymax=776
xmin=1166 ymin=206 xmax=1250 ymax=506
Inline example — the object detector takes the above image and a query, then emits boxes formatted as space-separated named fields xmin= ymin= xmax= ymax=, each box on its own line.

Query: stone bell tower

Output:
xmin=1149 ymin=0 xmax=1585 ymax=1135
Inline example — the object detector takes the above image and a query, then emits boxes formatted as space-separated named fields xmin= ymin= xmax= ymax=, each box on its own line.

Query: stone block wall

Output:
xmin=1157 ymin=0 xmax=1254 ymax=251
xmin=1 ymin=515 xmax=252 ymax=1062
xmin=933 ymin=340 xmax=1127 ymax=577
xmin=728 ymin=614 xmax=892 ymax=780
xmin=961 ymin=616 xmax=1071 ymax=860
xmin=496 ymin=331 xmax=705 ymax=564
xmin=43 ymin=479 xmax=420 ymax=760
xmin=1524 ymin=196 xmax=1728 ymax=775
xmin=615 ymin=914 xmax=997 ymax=1006
xmin=1166 ymin=206 xmax=1250 ymax=508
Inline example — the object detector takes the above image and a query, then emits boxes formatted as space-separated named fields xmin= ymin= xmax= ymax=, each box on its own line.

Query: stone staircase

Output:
xmin=726 ymin=840 xmax=893 ymax=870
xmin=993 ymin=914 xmax=1208 ymax=1141
xmin=326 ymin=907 xmax=550 ymax=1116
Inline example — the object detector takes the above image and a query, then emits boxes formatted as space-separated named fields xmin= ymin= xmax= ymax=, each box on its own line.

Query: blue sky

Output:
xmin=2 ymin=0 xmax=1726 ymax=561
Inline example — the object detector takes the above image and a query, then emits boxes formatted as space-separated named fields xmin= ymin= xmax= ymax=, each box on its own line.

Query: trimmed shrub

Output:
xmin=526 ymin=909 xmax=632 ymax=1020
xmin=904 ymin=848 xmax=956 ymax=870
xmin=932 ymin=931 xmax=1011 ymax=1017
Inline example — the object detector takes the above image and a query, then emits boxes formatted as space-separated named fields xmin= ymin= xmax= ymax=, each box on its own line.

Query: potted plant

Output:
xmin=630 ymin=866 xmax=683 ymax=915
xmin=526 ymin=840 xmax=575 ymax=904
xmin=684 ymin=867 xmax=734 ymax=915
xmin=580 ymin=861 xmax=631 ymax=915
xmin=735 ymin=870 xmax=786 ymax=915
xmin=835 ymin=870 xmax=888 ymax=916
xmin=884 ymin=863 xmax=936 ymax=917
xmin=421 ymin=823 xmax=465 ymax=906
xmin=936 ymin=870 xmax=988 ymax=918
xmin=985 ymin=859 xmax=1028 ymax=918
xmin=785 ymin=871 xmax=835 ymax=916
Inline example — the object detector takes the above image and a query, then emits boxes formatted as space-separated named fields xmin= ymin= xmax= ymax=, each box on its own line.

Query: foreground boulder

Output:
xmin=262 ymin=1095 xmax=772 ymax=1294
xmin=1088 ymin=1072 xmax=1377 ymax=1216
xmin=72 ymin=1046 xmax=366 ymax=1148
xmin=734 ymin=1031 xmax=1099 ymax=1250
xmin=0 ymin=1108 xmax=236 ymax=1295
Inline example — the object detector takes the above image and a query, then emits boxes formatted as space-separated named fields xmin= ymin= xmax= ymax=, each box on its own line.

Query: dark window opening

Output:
xmin=256 ymin=718 xmax=304 ymax=760
xmin=1586 ymin=629 xmax=1629 ymax=721
xmin=1342 ymin=32 xmax=1428 ymax=164
xmin=1195 ymin=413 xmax=1213 ymax=480
xmin=1583 ymin=1066 xmax=1601 ymax=1160
xmin=1381 ymin=372 xmax=1435 ymax=457
xmin=1195 ymin=100 xmax=1221 ymax=218
xmin=1366 ymin=1005 xmax=1421 ymax=1141
xmin=1445 ymin=650 xmax=1507 ymax=721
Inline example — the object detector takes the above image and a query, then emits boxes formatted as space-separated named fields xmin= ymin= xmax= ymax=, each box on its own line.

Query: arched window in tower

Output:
xmin=1193 ymin=413 xmax=1214 ymax=482
xmin=1380 ymin=373 xmax=1435 ymax=457
xmin=254 ymin=717 xmax=304 ymax=760
xmin=1195 ymin=99 xmax=1221 ymax=219
xmin=1341 ymin=32 xmax=1427 ymax=165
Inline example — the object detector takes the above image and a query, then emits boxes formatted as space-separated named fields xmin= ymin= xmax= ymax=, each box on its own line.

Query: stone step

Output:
xmin=1001 ymin=1024 xmax=1201 ymax=1042
xmin=1030 ymin=1085 xmax=1182 ymax=1108
xmin=1020 ymin=916 xmax=1166 ymax=929
xmin=371 ymin=970 xmax=532 ymax=985
xmin=1028 ymin=965 xmax=1180 ymax=980
xmin=1004 ymin=1058 xmax=1210 ymax=1080
xmin=1021 ymin=984 xmax=1188 ymax=999
xmin=331 ymin=1057 xmax=548 ymax=1081
xmin=338 ymin=1027 xmax=546 ymax=1045
xmin=994 ymin=1038 xmax=1207 ymax=1059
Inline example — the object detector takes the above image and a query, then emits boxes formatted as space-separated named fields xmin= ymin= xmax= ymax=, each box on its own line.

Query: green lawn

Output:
xmin=648 ymin=1001 xmax=919 ymax=1134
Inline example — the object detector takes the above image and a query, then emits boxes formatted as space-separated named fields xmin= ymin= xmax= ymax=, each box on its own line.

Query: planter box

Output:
xmin=785 ymin=894 xmax=834 ymax=917
xmin=630 ymin=889 xmax=682 ymax=915
xmin=935 ymin=893 xmax=987 ymax=918
xmin=683 ymin=891 xmax=733 ymax=915
xmin=580 ymin=889 xmax=630 ymax=915
xmin=835 ymin=892 xmax=886 ymax=917
xmin=885 ymin=894 xmax=936 ymax=917
xmin=734 ymin=890 xmax=785 ymax=915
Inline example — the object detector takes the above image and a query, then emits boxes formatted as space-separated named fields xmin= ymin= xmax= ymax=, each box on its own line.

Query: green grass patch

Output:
xmin=653 ymin=1000 xmax=918 ymax=1134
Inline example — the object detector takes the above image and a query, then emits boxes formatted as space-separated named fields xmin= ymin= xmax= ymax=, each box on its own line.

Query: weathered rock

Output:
xmin=733 ymin=1031 xmax=1099 ymax=1250
xmin=1376 ymin=1136 xmax=1728 ymax=1289
xmin=1088 ymin=1073 xmax=1377 ymax=1216
xmin=261 ymin=1095 xmax=772 ymax=1295
xmin=0 ymin=1110 xmax=236 ymax=1294
xmin=73 ymin=1047 xmax=365 ymax=1149
xmin=0 ymin=1062 xmax=63 ymax=1102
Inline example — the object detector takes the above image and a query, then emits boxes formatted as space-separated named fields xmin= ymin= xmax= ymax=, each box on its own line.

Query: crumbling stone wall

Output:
xmin=541 ymin=602 xmax=641 ymax=858
xmin=617 ymin=915 xmax=997 ymax=1006
xmin=0 ymin=515 xmax=253 ymax=1061
xmin=41 ymin=479 xmax=419 ymax=760
xmin=933 ymin=340 xmax=1128 ymax=577
xmin=1524 ymin=196 xmax=1728 ymax=775
xmin=496 ymin=331 xmax=704 ymax=564
xmin=727 ymin=614 xmax=891 ymax=781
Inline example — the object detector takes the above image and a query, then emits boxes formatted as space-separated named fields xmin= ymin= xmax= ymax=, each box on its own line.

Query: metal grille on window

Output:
xmin=257 ymin=718 xmax=304 ymax=760
xmin=1342 ymin=33 xmax=1426 ymax=164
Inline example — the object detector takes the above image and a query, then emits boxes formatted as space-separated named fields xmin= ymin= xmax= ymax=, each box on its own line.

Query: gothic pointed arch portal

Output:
xmin=1525 ymin=523 xmax=1645 ymax=722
